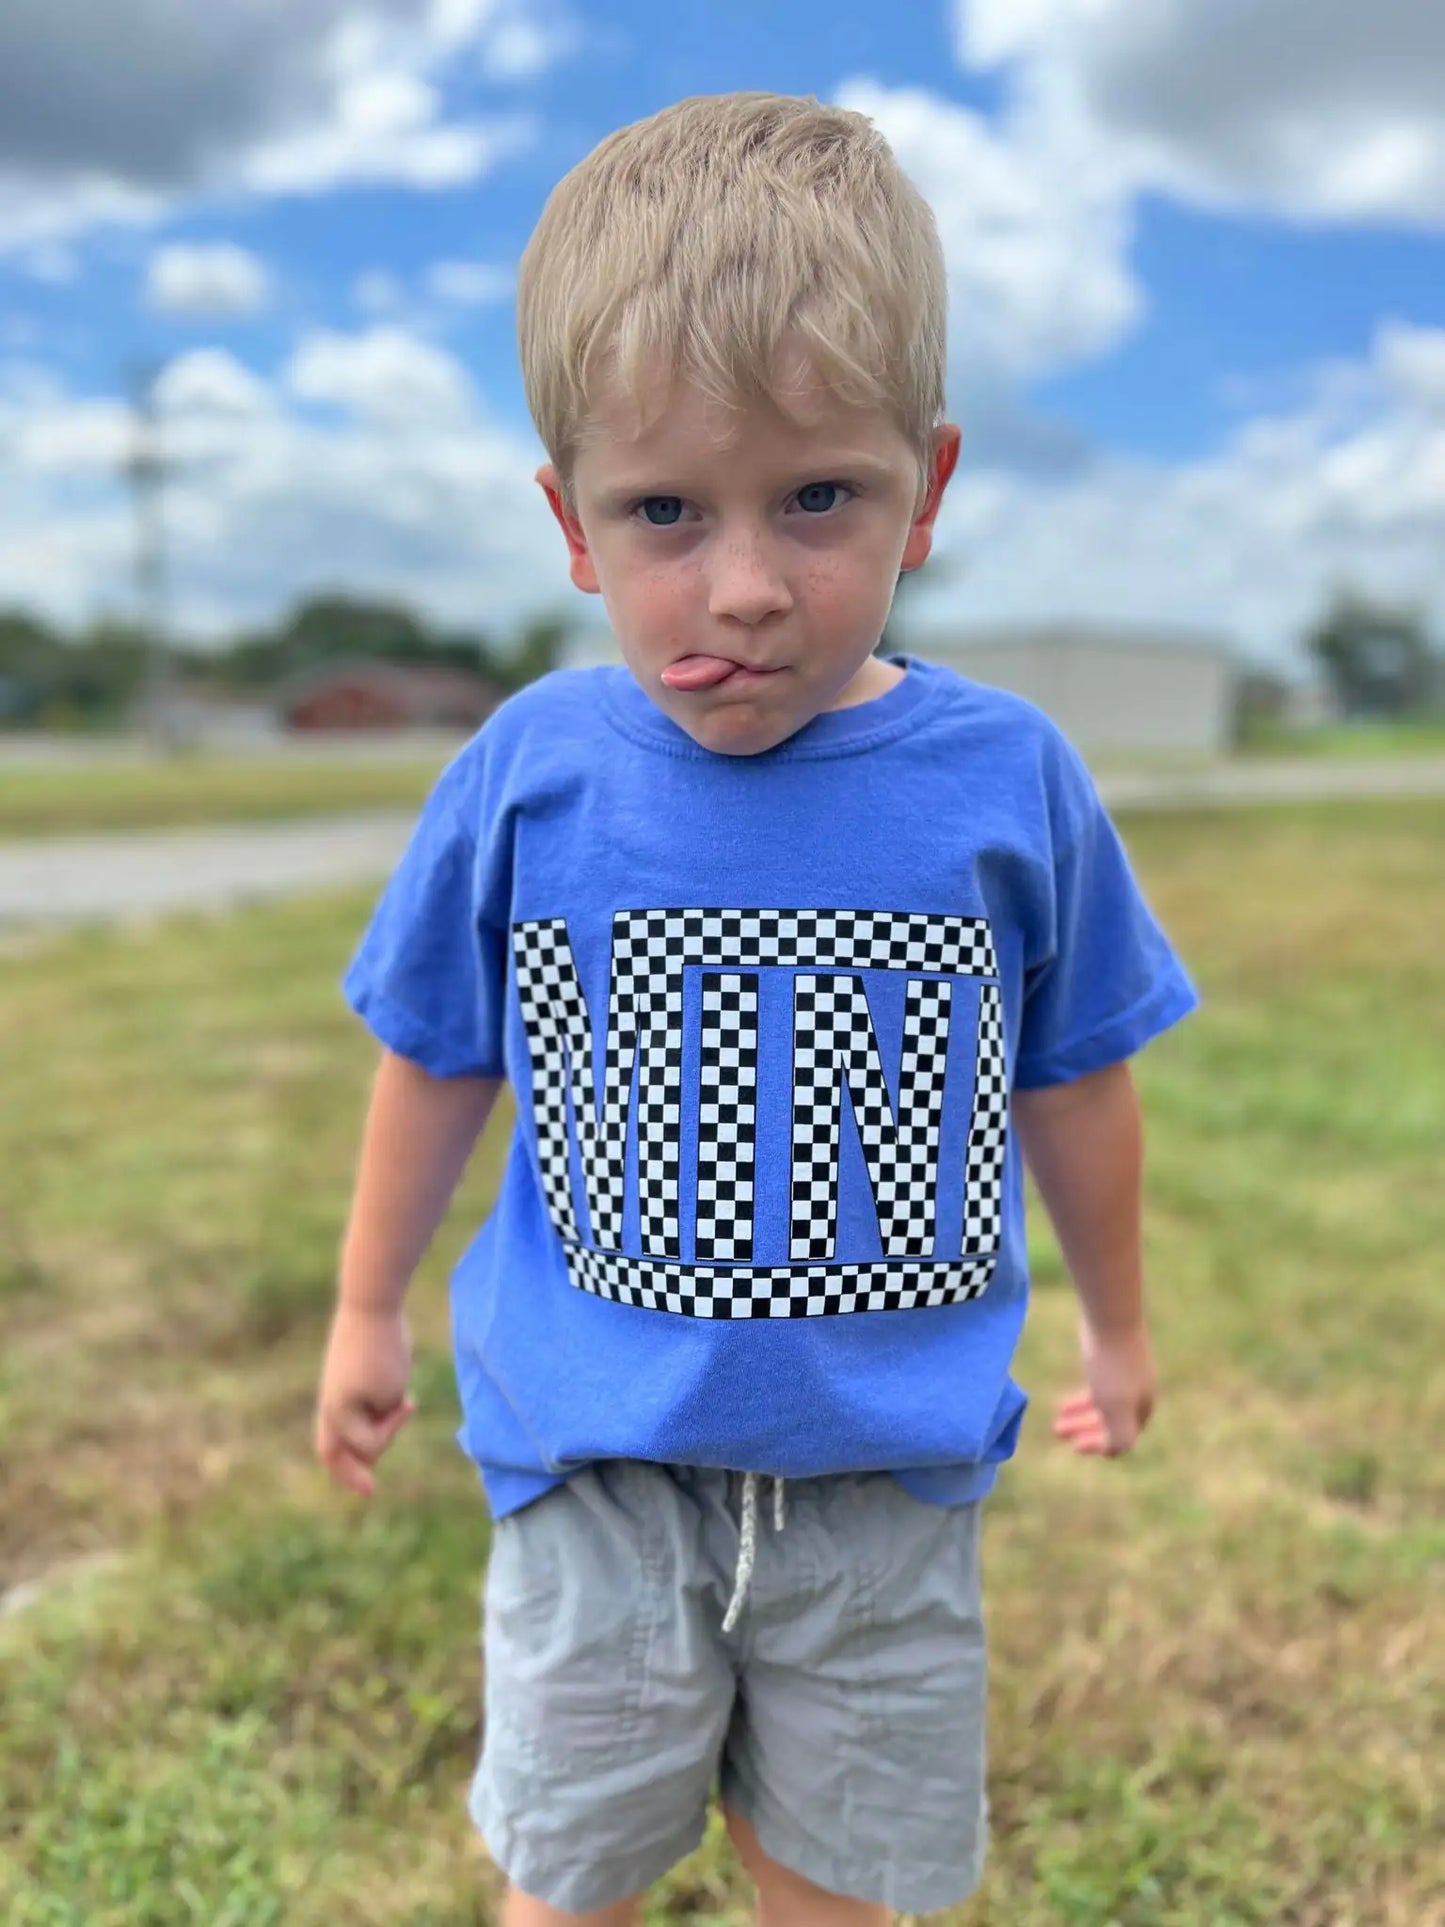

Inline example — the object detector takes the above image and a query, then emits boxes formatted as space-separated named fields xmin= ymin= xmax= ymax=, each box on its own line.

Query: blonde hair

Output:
xmin=517 ymin=92 xmax=946 ymax=502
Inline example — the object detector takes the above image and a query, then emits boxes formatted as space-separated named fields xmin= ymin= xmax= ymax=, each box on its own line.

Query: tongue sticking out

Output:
xmin=661 ymin=654 xmax=744 ymax=692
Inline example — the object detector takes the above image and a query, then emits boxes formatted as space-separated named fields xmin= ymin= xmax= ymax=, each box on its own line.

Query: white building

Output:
xmin=559 ymin=621 xmax=1239 ymax=758
xmin=909 ymin=623 xmax=1237 ymax=758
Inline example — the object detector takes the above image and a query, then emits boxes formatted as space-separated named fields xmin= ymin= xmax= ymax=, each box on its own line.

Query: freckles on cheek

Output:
xmin=805 ymin=559 xmax=869 ymax=625
xmin=635 ymin=563 xmax=697 ymax=633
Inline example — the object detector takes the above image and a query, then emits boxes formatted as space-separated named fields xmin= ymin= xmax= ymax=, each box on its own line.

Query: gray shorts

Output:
xmin=470 ymin=1460 xmax=988 ymax=1915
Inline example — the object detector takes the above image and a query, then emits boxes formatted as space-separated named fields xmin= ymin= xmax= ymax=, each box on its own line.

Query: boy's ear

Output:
xmin=536 ymin=463 xmax=601 ymax=595
xmin=899 ymin=424 xmax=961 ymax=574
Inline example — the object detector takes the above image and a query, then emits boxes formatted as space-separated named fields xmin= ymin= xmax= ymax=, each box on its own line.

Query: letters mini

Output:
xmin=513 ymin=909 xmax=1007 ymax=1318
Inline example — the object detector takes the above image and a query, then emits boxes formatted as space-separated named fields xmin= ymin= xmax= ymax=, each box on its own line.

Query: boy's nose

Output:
xmin=706 ymin=537 xmax=794 ymax=627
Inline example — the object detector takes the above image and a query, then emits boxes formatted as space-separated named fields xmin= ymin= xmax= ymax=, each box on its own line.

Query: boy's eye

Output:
xmin=795 ymin=481 xmax=849 ymax=514
xmin=637 ymin=496 xmax=685 ymax=527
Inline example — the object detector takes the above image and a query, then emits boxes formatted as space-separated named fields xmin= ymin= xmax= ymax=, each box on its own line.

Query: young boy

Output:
xmin=316 ymin=92 xmax=1197 ymax=1925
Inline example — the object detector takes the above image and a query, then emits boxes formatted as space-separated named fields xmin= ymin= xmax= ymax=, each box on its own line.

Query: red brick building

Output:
xmin=279 ymin=660 xmax=504 ymax=732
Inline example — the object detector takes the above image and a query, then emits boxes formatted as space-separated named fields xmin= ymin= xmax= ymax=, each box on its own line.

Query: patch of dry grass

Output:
xmin=1 ymin=800 xmax=1442 ymax=1923
xmin=0 ymin=751 xmax=449 ymax=838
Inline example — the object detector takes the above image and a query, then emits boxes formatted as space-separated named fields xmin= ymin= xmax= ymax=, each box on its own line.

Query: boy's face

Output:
xmin=537 ymin=358 xmax=961 ymax=756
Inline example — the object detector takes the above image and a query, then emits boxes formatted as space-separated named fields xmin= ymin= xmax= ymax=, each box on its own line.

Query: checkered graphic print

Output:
xmin=609 ymin=907 xmax=996 ymax=979
xmin=512 ymin=917 xmax=682 ymax=1253
xmin=510 ymin=918 xmax=597 ymax=1244
xmin=962 ymin=982 xmax=1007 ymax=1252
xmin=789 ymin=975 xmax=953 ymax=1260
xmin=512 ymin=906 xmax=1007 ymax=1316
xmin=566 ymin=1245 xmax=996 ymax=1318
xmin=696 ymin=973 xmax=758 ymax=1262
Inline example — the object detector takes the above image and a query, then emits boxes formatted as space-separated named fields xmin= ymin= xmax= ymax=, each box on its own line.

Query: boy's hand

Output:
xmin=1052 ymin=1314 xmax=1156 ymax=1458
xmin=315 ymin=1304 xmax=417 ymax=1497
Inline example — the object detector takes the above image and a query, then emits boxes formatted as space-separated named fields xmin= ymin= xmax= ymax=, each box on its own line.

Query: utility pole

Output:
xmin=124 ymin=359 xmax=175 ymax=748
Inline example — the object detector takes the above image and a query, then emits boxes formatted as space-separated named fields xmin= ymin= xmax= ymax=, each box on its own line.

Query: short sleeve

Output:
xmin=1014 ymin=742 xmax=1198 ymax=1090
xmin=341 ymin=769 xmax=506 ymax=1080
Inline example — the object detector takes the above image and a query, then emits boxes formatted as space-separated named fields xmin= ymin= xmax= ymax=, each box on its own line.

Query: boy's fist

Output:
xmin=315 ymin=1303 xmax=417 ymax=1497
xmin=1052 ymin=1314 xmax=1156 ymax=1458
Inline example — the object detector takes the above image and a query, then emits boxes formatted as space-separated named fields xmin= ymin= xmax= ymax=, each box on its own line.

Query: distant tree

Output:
xmin=280 ymin=593 xmax=431 ymax=666
xmin=419 ymin=630 xmax=504 ymax=680
xmin=0 ymin=609 xmax=150 ymax=723
xmin=70 ymin=619 xmax=151 ymax=710
xmin=505 ymin=612 xmax=569 ymax=689
xmin=0 ymin=591 xmax=579 ymax=722
xmin=0 ymin=608 xmax=65 ymax=681
xmin=1305 ymin=589 xmax=1438 ymax=720
xmin=1231 ymin=666 xmax=1293 ymax=747
xmin=216 ymin=594 xmax=502 ymax=688
xmin=221 ymin=626 xmax=290 ymax=689
xmin=879 ymin=554 xmax=965 ymax=657
xmin=0 ymin=610 xmax=60 ymax=722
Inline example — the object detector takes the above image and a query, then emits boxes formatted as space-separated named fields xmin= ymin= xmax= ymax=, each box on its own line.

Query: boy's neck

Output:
xmin=828 ymin=654 xmax=906 ymax=711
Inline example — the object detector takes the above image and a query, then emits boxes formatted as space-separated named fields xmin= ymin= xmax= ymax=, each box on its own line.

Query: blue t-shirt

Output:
xmin=343 ymin=654 xmax=1197 ymax=1517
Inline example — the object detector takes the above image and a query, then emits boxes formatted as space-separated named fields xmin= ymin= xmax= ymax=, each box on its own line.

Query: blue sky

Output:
xmin=2 ymin=0 xmax=1444 ymax=667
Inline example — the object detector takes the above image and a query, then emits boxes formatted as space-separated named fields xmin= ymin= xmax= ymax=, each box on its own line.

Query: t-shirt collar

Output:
xmin=599 ymin=652 xmax=941 ymax=761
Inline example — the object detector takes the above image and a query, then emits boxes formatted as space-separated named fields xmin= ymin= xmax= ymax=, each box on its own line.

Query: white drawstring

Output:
xmin=722 ymin=1472 xmax=788 ymax=1634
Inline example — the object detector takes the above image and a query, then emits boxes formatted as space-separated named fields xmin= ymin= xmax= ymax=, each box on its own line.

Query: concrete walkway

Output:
xmin=1 ymin=759 xmax=1442 ymax=930
xmin=0 ymin=810 xmax=415 ymax=929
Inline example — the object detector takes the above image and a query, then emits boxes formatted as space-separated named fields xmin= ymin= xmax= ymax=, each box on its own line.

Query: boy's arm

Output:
xmin=1011 ymin=1059 xmax=1156 ymax=1457
xmin=316 ymin=1048 xmax=502 ymax=1495
xmin=338 ymin=1047 xmax=502 ymax=1316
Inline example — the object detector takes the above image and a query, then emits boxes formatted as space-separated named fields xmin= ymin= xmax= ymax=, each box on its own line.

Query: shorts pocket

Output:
xmin=481 ymin=1469 xmax=665 ymax=1773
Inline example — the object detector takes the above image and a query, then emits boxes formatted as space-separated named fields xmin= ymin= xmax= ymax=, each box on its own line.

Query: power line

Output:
xmin=123 ymin=358 xmax=176 ymax=747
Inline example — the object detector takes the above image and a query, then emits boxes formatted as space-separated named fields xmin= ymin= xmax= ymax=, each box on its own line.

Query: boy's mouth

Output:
xmin=661 ymin=654 xmax=780 ymax=692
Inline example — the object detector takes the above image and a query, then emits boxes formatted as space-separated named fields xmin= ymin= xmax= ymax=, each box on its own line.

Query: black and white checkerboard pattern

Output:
xmin=790 ymin=974 xmax=953 ymax=1260
xmin=566 ymin=1244 xmax=998 ymax=1318
xmin=510 ymin=917 xmax=609 ymax=1245
xmin=608 ymin=907 xmax=997 ymax=979
xmin=512 ymin=916 xmax=680 ymax=1252
xmin=696 ymin=973 xmax=759 ymax=1262
xmin=962 ymin=980 xmax=1007 ymax=1252
xmin=512 ymin=906 xmax=1008 ymax=1317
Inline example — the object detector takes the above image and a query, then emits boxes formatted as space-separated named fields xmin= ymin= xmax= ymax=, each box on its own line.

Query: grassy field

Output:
xmin=0 ymin=753 xmax=449 ymax=838
xmin=2 ymin=800 xmax=1442 ymax=1924
xmin=1237 ymin=716 xmax=1445 ymax=759
xmin=1 ymin=714 xmax=1444 ymax=841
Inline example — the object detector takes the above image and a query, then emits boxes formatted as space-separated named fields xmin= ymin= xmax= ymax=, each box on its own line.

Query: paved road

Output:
xmin=0 ymin=811 xmax=416 ymax=929
xmin=1 ymin=760 xmax=1442 ymax=929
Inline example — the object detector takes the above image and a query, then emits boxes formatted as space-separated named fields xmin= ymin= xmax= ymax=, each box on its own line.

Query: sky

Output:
xmin=1 ymin=0 xmax=1444 ymax=672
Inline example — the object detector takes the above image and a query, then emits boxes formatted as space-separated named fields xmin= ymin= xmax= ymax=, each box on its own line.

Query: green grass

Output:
xmin=0 ymin=752 xmax=450 ymax=838
xmin=1237 ymin=714 xmax=1445 ymax=759
xmin=4 ymin=718 xmax=1443 ymax=842
xmin=2 ymin=800 xmax=1443 ymax=1923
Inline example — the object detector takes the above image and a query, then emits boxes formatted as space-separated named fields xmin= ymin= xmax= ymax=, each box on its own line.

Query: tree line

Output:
xmin=0 ymin=594 xmax=571 ymax=728
xmin=0 ymin=582 xmax=1440 ymax=732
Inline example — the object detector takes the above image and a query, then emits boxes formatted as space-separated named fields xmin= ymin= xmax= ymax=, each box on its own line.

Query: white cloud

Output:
xmin=353 ymin=269 xmax=405 ymax=315
xmin=156 ymin=349 xmax=273 ymax=418
xmin=286 ymin=326 xmax=478 ymax=425
xmin=6 ymin=393 xmax=131 ymax=477
xmin=0 ymin=175 xmax=162 ymax=256
xmin=146 ymin=242 xmax=270 ymax=318
xmin=240 ymin=73 xmax=532 ymax=197
xmin=837 ymin=77 xmax=1142 ymax=390
xmin=0 ymin=329 xmax=567 ymax=638
xmin=1378 ymin=321 xmax=1445 ymax=412
xmin=910 ymin=320 xmax=1445 ymax=661
xmin=955 ymin=0 xmax=1445 ymax=227
xmin=422 ymin=0 xmax=575 ymax=78
xmin=835 ymin=11 xmax=1445 ymax=464
xmin=480 ymin=14 xmax=574 ymax=80
xmin=0 ymin=1 xmax=557 ymax=255
xmin=425 ymin=258 xmax=513 ymax=305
